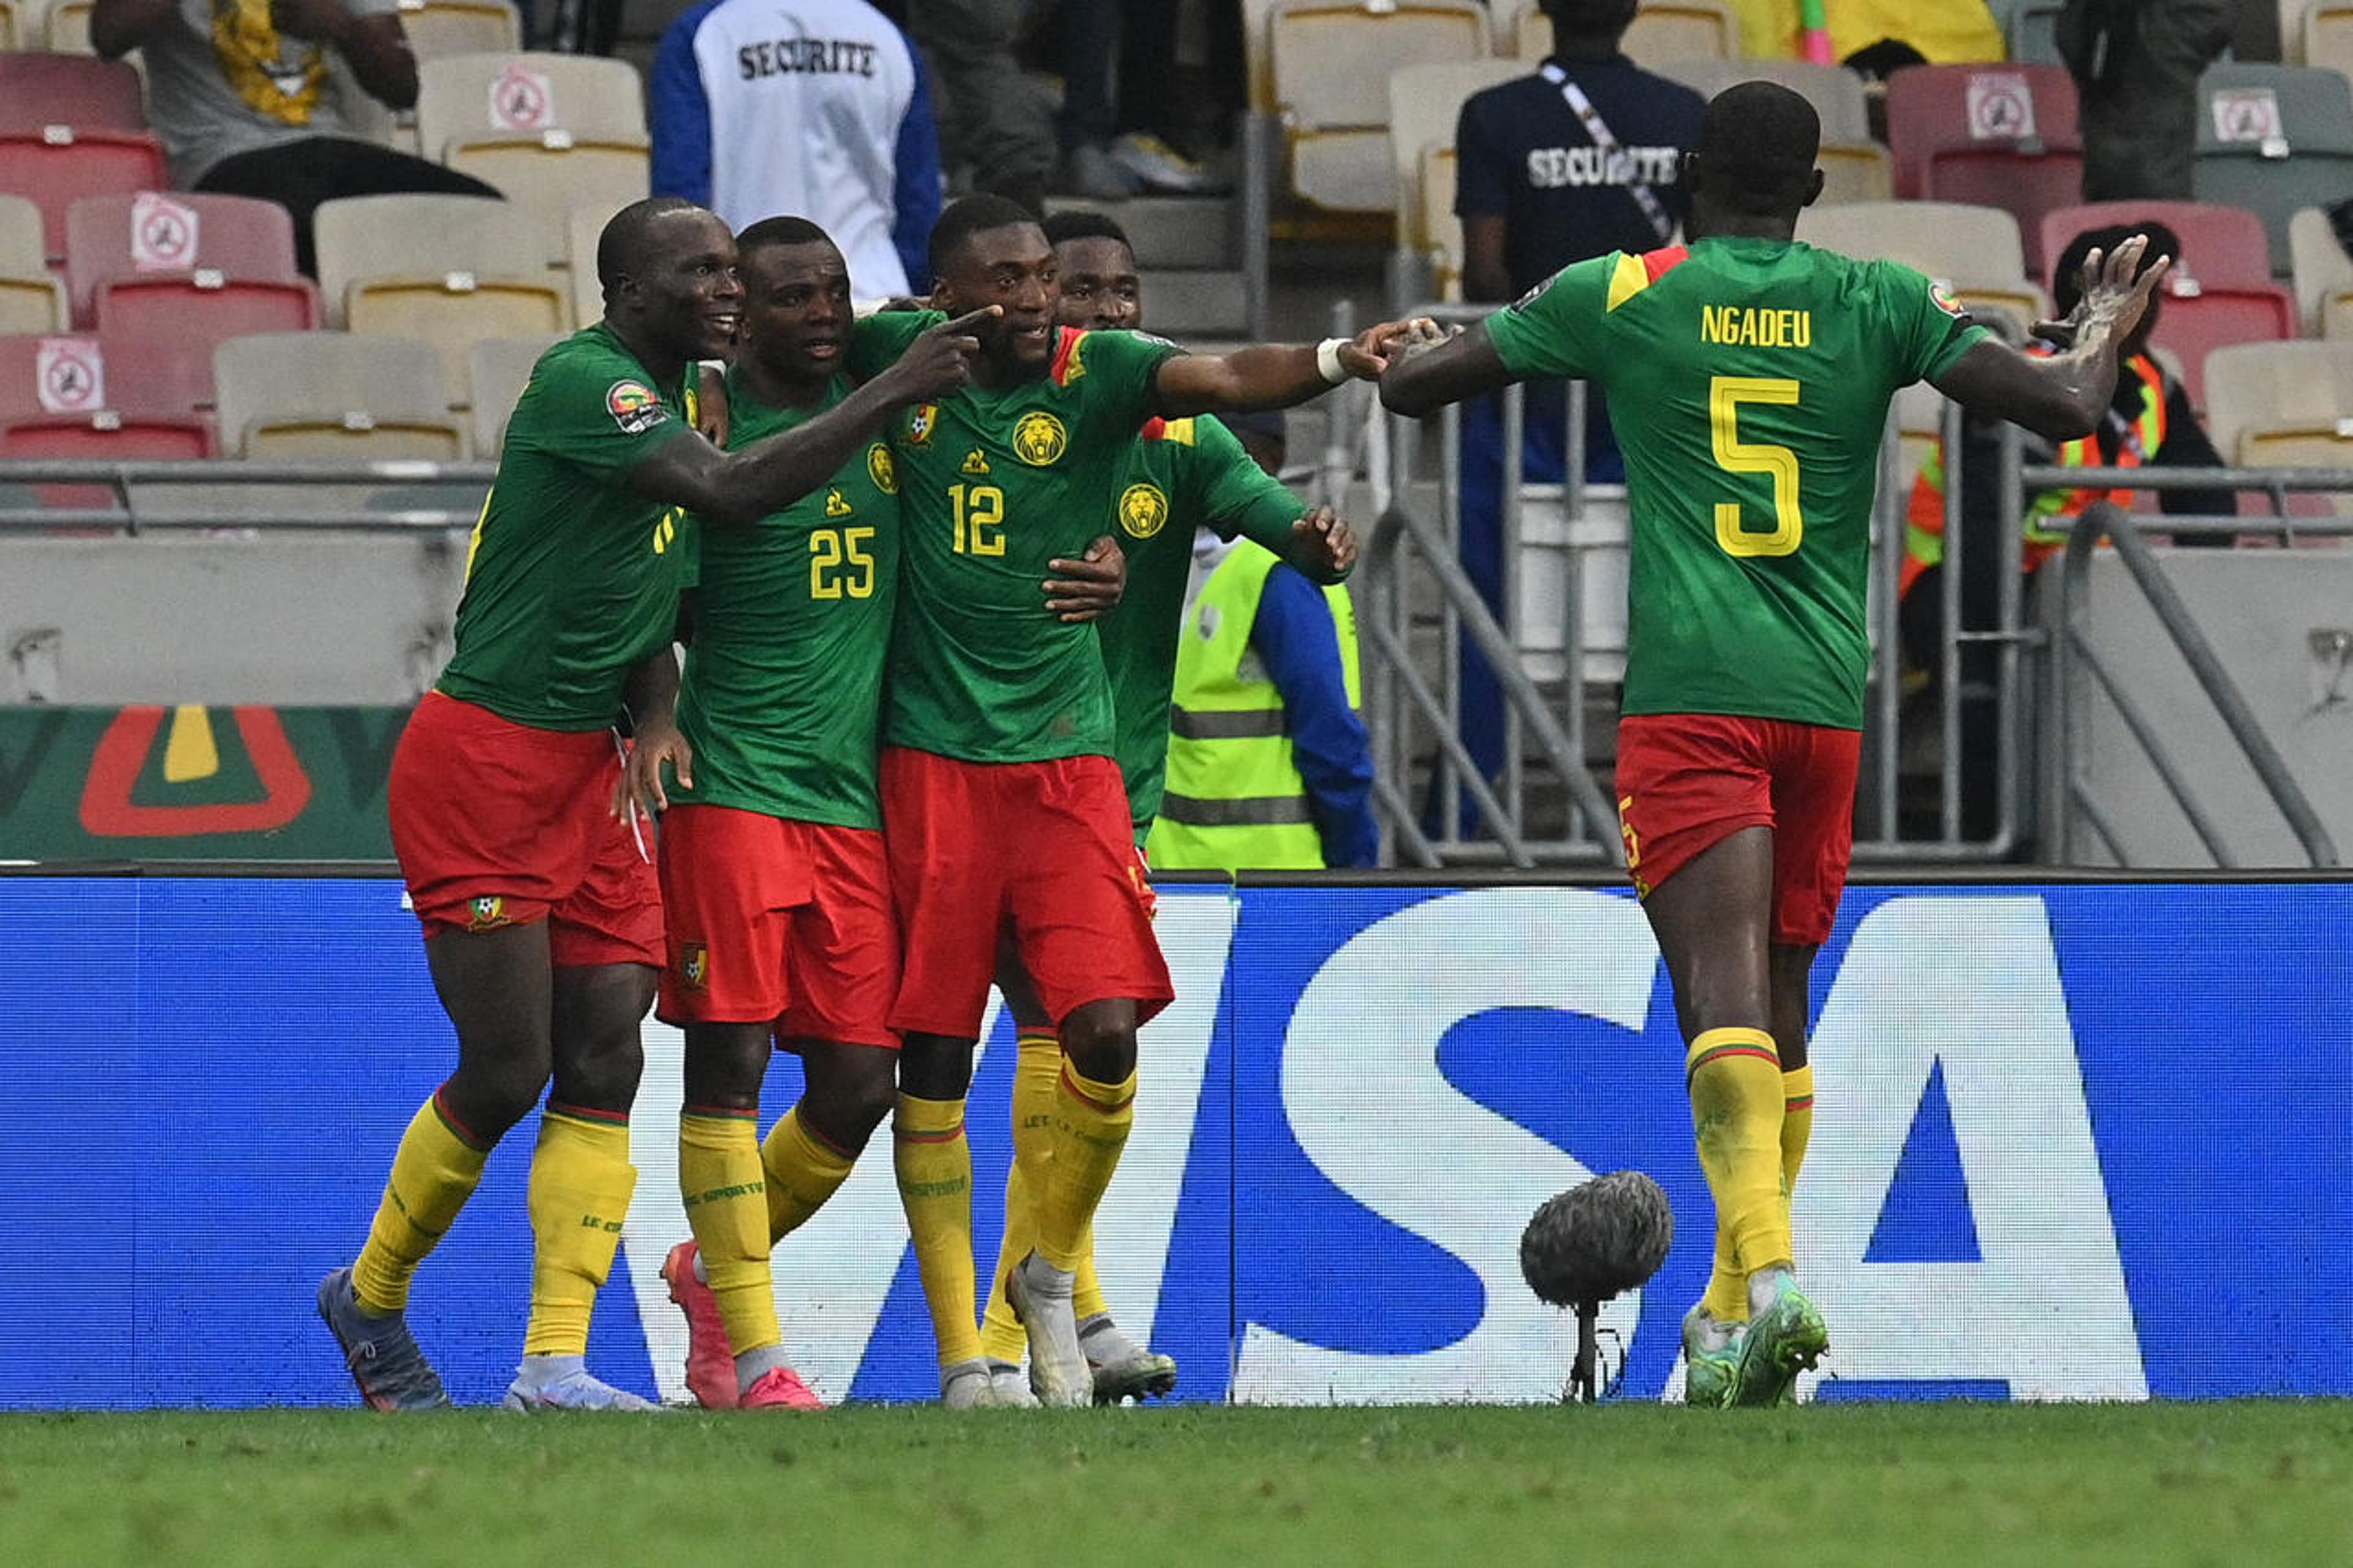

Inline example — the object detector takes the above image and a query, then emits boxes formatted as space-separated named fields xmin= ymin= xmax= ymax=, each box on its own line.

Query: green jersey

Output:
xmin=437 ymin=324 xmax=694 ymax=731
xmin=1486 ymin=237 xmax=1987 ymax=729
xmin=1103 ymin=414 xmax=1309 ymax=827
xmin=670 ymin=369 xmax=901 ymax=828
xmin=851 ymin=316 xmax=1183 ymax=762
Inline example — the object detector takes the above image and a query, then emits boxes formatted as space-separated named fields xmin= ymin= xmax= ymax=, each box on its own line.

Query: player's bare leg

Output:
xmin=981 ymin=945 xmax=1175 ymax=1403
xmin=503 ymin=960 xmax=661 ymax=1412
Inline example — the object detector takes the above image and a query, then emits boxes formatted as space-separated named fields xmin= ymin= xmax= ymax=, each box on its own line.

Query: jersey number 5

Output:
xmin=950 ymin=482 xmax=1007 ymax=556
xmin=1708 ymin=376 xmax=1803 ymax=558
xmin=809 ymin=526 xmax=876 ymax=599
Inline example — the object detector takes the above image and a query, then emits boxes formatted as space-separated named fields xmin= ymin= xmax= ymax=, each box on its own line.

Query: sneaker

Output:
xmin=739 ymin=1365 xmax=825 ymax=1411
xmin=1006 ymin=1251 xmax=1091 ymax=1407
xmin=941 ymin=1357 xmax=1000 ymax=1409
xmin=316 ymin=1268 xmax=450 ymax=1412
xmin=1731 ymin=1268 xmax=1828 ymax=1408
xmin=1082 ymin=1317 xmax=1177 ymax=1404
xmin=1059 ymin=140 xmax=1140 ymax=201
xmin=501 ymin=1363 xmax=662 ymax=1412
xmin=661 ymin=1240 xmax=738 ymax=1410
xmin=987 ymin=1358 xmax=1040 ymax=1409
xmin=1680 ymin=1304 xmax=1745 ymax=1410
xmin=1108 ymin=132 xmax=1227 ymax=194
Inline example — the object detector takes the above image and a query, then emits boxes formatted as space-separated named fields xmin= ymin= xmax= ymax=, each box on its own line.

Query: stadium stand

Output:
xmin=2004 ymin=1 xmax=2065 ymax=66
xmin=564 ymin=203 xmax=607 ymax=330
xmin=0 ymin=195 xmax=69 ymax=333
xmin=1795 ymin=200 xmax=2047 ymax=330
xmin=2287 ymin=205 xmax=2353 ymax=337
xmin=213 ymin=333 xmax=466 ymax=460
xmin=1267 ymin=0 xmax=1488 ymax=213
xmin=395 ymin=0 xmax=523 ymax=57
xmin=64 ymin=191 xmax=309 ymax=327
xmin=1387 ymin=58 xmax=1522 ymax=301
xmin=0 ymin=51 xmax=144 ymax=131
xmin=415 ymin=51 xmax=651 ymax=259
xmin=1656 ymin=56 xmax=1895 ymax=204
xmin=466 ymin=333 xmax=562 ymax=456
xmin=1884 ymin=62 xmax=2085 ymax=279
xmin=39 ymin=0 xmax=96 ymax=53
xmin=314 ymin=193 xmax=566 ymax=402
xmin=0 ymin=128 xmax=170 ymax=265
xmin=2203 ymin=338 xmax=2353 ymax=474
xmin=2192 ymin=62 xmax=2353 ymax=275
xmin=0 ymin=411 xmax=211 ymax=462
xmin=0 ymin=1 xmax=18 ymax=50
xmin=0 ymin=331 xmax=213 ymax=421
xmin=2304 ymin=3 xmax=2353 ymax=76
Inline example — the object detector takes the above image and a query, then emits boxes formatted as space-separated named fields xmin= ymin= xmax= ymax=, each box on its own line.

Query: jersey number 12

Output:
xmin=949 ymin=483 xmax=1007 ymax=556
xmin=1709 ymin=376 xmax=1804 ymax=558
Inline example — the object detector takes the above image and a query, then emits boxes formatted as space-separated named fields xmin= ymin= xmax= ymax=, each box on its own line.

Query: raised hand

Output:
xmin=1338 ymin=316 xmax=1443 ymax=379
xmin=2034 ymin=233 xmax=2172 ymax=349
xmin=875 ymin=306 xmax=996 ymax=404
xmin=1289 ymin=506 xmax=1358 ymax=580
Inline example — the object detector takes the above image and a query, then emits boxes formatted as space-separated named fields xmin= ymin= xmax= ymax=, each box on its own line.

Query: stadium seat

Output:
xmin=414 ymin=50 xmax=650 ymax=151
xmin=0 ymin=129 xmax=170 ymax=266
xmin=1796 ymin=200 xmax=2047 ymax=332
xmin=1268 ymin=0 xmax=1488 ymax=213
xmin=566 ymin=203 xmax=606 ymax=328
xmin=1884 ymin=63 xmax=2084 ymax=278
xmin=395 ymin=0 xmax=523 ymax=58
xmin=467 ymin=333 xmax=562 ymax=455
xmin=39 ymin=0 xmax=96 ymax=52
xmin=0 ymin=412 xmax=212 ymax=461
xmin=0 ymin=52 xmax=145 ymax=132
xmin=2203 ymin=339 xmax=2353 ymax=466
xmin=1654 ymin=57 xmax=1893 ymax=205
xmin=0 ymin=331 xmax=211 ymax=422
xmin=0 ymin=194 xmax=69 ymax=333
xmin=2192 ymin=63 xmax=2353 ymax=275
xmin=444 ymin=138 xmax=648 ymax=262
xmin=2305 ymin=4 xmax=2353 ymax=78
xmin=2287 ymin=205 xmax=2353 ymax=337
xmin=1386 ymin=58 xmax=1522 ymax=294
xmin=315 ymin=194 xmax=566 ymax=400
xmin=0 ymin=1 xmax=19 ymax=50
xmin=1416 ymin=145 xmax=1463 ymax=298
xmin=1518 ymin=1 xmax=1738 ymax=65
xmin=213 ymin=333 xmax=467 ymax=460
xmin=64 ymin=191 xmax=304 ymax=327
xmin=2005 ymin=2 xmax=2066 ymax=66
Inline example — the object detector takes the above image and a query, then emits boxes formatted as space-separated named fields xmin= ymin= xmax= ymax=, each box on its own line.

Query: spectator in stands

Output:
xmin=1441 ymin=0 xmax=1703 ymax=838
xmin=1148 ymin=409 xmax=1377 ymax=873
xmin=2059 ymin=0 xmax=2235 ymax=202
xmin=90 ymin=0 xmax=502 ymax=276
xmin=898 ymin=0 xmax=1056 ymax=216
xmin=1900 ymin=219 xmax=2229 ymax=839
xmin=650 ymin=0 xmax=942 ymax=302
xmin=1053 ymin=0 xmax=1225 ymax=199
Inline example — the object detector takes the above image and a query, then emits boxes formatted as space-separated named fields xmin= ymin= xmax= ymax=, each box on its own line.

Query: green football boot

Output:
xmin=1731 ymin=1267 xmax=1828 ymax=1407
xmin=1681 ymin=1305 xmax=1745 ymax=1409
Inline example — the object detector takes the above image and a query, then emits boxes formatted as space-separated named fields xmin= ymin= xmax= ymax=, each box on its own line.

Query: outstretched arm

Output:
xmin=1151 ymin=319 xmax=1425 ymax=418
xmin=1931 ymin=235 xmax=2171 ymax=442
xmin=1377 ymin=319 xmax=1510 ymax=417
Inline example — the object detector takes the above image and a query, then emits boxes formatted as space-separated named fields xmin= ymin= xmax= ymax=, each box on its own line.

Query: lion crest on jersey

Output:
xmin=1013 ymin=411 xmax=1067 ymax=466
xmin=1118 ymin=482 xmax=1169 ymax=539
xmin=867 ymin=444 xmax=897 ymax=493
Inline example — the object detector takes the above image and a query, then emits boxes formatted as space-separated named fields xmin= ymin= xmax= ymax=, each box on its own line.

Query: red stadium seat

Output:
xmin=65 ymin=192 xmax=304 ymax=328
xmin=0 ymin=332 xmax=215 ymax=423
xmin=93 ymin=277 xmax=321 ymax=373
xmin=0 ymin=412 xmax=212 ymax=459
xmin=2148 ymin=286 xmax=2300 ymax=413
xmin=0 ymin=52 xmax=146 ymax=133
xmin=2037 ymin=200 xmax=2277 ymax=290
xmin=0 ymin=129 xmax=169 ymax=265
xmin=1885 ymin=63 xmax=2085 ymax=277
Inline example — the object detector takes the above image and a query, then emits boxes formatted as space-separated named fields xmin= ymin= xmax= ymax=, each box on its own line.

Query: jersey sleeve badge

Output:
xmin=1118 ymin=482 xmax=1170 ymax=539
xmin=606 ymin=379 xmax=670 ymax=434
xmin=1013 ymin=411 xmax=1068 ymax=466
xmin=1930 ymin=281 xmax=1971 ymax=320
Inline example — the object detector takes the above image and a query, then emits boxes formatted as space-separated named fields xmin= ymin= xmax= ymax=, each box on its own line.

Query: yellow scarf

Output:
xmin=210 ymin=0 xmax=325 ymax=125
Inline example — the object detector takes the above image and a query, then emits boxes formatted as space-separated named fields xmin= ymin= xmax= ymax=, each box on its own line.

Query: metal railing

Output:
xmin=0 ymin=459 xmax=493 ymax=533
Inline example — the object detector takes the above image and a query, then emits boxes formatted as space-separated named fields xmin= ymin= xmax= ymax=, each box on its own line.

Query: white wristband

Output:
xmin=1316 ymin=336 xmax=1349 ymax=386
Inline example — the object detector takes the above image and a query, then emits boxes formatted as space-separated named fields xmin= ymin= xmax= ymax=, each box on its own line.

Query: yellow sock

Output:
xmin=1781 ymin=1064 xmax=1815 ymax=1199
xmin=894 ymin=1093 xmax=980 ymax=1369
xmin=980 ymin=1032 xmax=1059 ymax=1363
xmin=1686 ymin=1028 xmax=1788 ymax=1284
xmin=1035 ymin=1064 xmax=1135 ymax=1271
xmin=522 ymin=1105 xmax=637 ymax=1358
xmin=680 ymin=1108 xmax=777 ymax=1357
xmin=351 ymin=1089 xmax=488 ymax=1314
xmin=761 ymin=1105 xmax=857 ymax=1244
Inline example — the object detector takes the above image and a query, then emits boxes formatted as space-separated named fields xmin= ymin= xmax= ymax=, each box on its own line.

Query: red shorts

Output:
xmin=387 ymin=691 xmax=663 ymax=966
xmin=1613 ymin=713 xmax=1862 ymax=947
xmin=654 ymin=803 xmax=898 ymax=1048
xmin=881 ymin=746 xmax=1172 ymax=1038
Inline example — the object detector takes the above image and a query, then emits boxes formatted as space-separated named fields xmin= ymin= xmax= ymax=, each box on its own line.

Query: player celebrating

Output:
xmin=620 ymin=217 xmax=1122 ymax=1411
xmin=853 ymin=194 xmax=1415 ymax=1407
xmin=974 ymin=209 xmax=1361 ymax=1405
xmin=1379 ymin=83 xmax=2166 ymax=1407
xmin=318 ymin=197 xmax=984 ymax=1413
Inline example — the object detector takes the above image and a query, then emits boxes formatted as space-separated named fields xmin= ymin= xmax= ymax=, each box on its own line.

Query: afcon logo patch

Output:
xmin=605 ymin=380 xmax=669 ymax=434
xmin=466 ymin=895 xmax=510 ymax=931
xmin=907 ymin=403 xmax=937 ymax=445
xmin=1012 ymin=411 xmax=1067 ymax=466
xmin=1930 ymin=281 xmax=1968 ymax=320
xmin=867 ymin=444 xmax=896 ymax=493
xmin=680 ymin=942 xmax=710 ymax=990
xmin=1118 ymin=482 xmax=1170 ymax=539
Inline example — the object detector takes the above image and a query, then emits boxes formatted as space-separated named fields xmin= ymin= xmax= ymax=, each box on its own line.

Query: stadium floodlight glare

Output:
xmin=1520 ymin=1170 xmax=1674 ymax=1403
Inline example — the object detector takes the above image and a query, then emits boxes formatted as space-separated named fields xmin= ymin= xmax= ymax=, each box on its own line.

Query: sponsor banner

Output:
xmin=0 ymin=706 xmax=406 ymax=860
xmin=0 ymin=878 xmax=2344 ymax=1409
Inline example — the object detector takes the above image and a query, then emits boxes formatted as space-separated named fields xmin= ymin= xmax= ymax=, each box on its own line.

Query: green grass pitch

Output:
xmin=4 ymin=1403 xmax=2350 ymax=1565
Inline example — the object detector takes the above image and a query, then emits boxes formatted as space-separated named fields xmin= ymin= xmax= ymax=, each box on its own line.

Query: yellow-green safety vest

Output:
xmin=1146 ymin=542 xmax=1362 ymax=872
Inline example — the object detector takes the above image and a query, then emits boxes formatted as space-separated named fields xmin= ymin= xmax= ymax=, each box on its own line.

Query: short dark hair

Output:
xmin=1042 ymin=210 xmax=1133 ymax=253
xmin=1693 ymin=81 xmax=1821 ymax=216
xmin=736 ymin=214 xmax=833 ymax=256
xmin=928 ymin=194 xmax=1042 ymax=281
xmin=2053 ymin=221 xmax=2181 ymax=316
xmin=597 ymin=196 xmax=707 ymax=297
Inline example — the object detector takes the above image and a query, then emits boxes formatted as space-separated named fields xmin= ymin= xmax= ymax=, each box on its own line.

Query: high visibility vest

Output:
xmin=1146 ymin=543 xmax=1362 ymax=873
xmin=1900 ymin=350 xmax=2167 ymax=598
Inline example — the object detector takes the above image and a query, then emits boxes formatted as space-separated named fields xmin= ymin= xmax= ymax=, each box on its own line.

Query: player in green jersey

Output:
xmin=972 ymin=208 xmax=1364 ymax=1405
xmin=857 ymin=193 xmax=1412 ymax=1406
xmin=612 ymin=216 xmax=1124 ymax=1411
xmin=321 ymin=197 xmax=992 ymax=1414
xmin=1380 ymin=82 xmax=2167 ymax=1409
